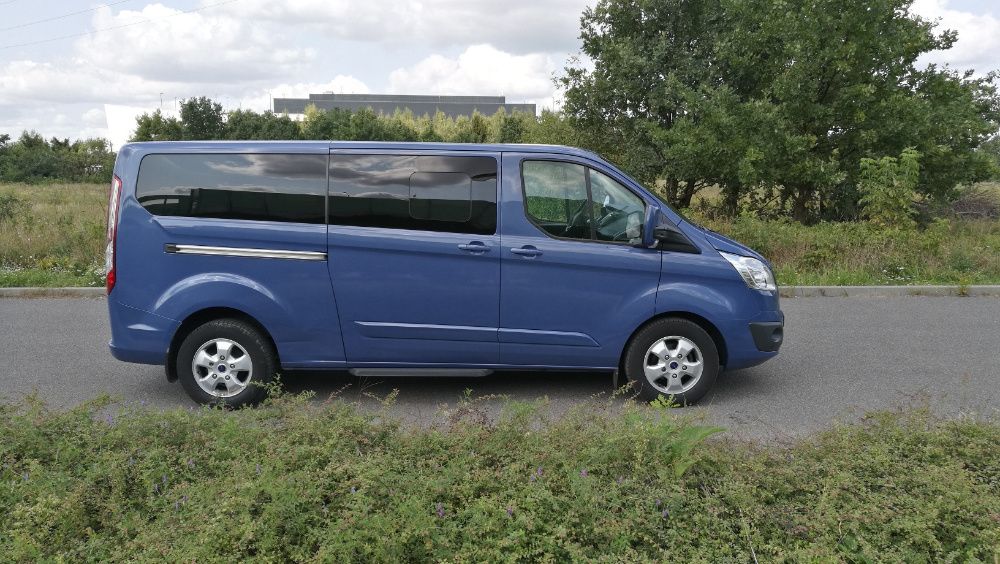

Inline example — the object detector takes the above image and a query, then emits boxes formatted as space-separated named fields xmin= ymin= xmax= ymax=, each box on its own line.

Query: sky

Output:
xmin=0 ymin=0 xmax=998 ymax=148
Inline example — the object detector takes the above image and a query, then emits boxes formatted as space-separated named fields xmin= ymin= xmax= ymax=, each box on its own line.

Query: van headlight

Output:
xmin=720 ymin=252 xmax=776 ymax=292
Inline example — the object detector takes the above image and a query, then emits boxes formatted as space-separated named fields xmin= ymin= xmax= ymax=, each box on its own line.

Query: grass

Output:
xmin=0 ymin=183 xmax=106 ymax=287
xmin=1 ymin=181 xmax=998 ymax=287
xmin=0 ymin=392 xmax=997 ymax=561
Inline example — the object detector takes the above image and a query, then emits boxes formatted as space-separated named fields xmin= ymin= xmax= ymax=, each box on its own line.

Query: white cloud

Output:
xmin=210 ymin=0 xmax=590 ymax=55
xmin=77 ymin=4 xmax=314 ymax=83
xmin=912 ymin=0 xmax=1000 ymax=73
xmin=388 ymin=45 xmax=558 ymax=109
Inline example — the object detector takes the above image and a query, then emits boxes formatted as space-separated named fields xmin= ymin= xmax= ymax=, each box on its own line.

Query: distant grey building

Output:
xmin=272 ymin=93 xmax=536 ymax=118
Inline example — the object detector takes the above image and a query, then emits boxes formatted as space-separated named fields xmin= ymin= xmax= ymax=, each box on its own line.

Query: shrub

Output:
xmin=858 ymin=148 xmax=920 ymax=229
xmin=0 ymin=394 xmax=997 ymax=561
xmin=0 ymin=193 xmax=24 ymax=222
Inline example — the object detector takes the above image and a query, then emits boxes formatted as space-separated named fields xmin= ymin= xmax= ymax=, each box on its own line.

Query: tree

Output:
xmin=132 ymin=110 xmax=183 ymax=141
xmin=179 ymin=97 xmax=225 ymax=140
xmin=563 ymin=0 xmax=726 ymax=209
xmin=225 ymin=110 xmax=301 ymax=140
xmin=564 ymin=0 xmax=1000 ymax=222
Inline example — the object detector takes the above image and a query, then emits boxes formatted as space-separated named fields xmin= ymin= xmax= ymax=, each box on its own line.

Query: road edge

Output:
xmin=2 ymin=285 xmax=1000 ymax=299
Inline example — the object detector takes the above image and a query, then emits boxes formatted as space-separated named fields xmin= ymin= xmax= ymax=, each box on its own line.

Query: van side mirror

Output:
xmin=639 ymin=205 xmax=659 ymax=248
xmin=652 ymin=221 xmax=701 ymax=254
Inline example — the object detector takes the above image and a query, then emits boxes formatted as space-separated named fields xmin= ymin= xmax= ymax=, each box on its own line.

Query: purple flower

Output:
xmin=435 ymin=502 xmax=445 ymax=518
xmin=580 ymin=469 xmax=588 ymax=477
xmin=105 ymin=414 xmax=114 ymax=425
xmin=350 ymin=486 xmax=356 ymax=494
xmin=661 ymin=509 xmax=670 ymax=519
xmin=506 ymin=506 xmax=514 ymax=517
xmin=536 ymin=466 xmax=543 ymax=477
xmin=186 ymin=459 xmax=194 ymax=468
xmin=654 ymin=499 xmax=662 ymax=508
xmin=140 ymin=399 xmax=147 ymax=406
xmin=529 ymin=474 xmax=536 ymax=482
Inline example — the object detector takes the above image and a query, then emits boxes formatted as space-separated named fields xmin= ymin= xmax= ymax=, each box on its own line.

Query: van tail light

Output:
xmin=105 ymin=175 xmax=122 ymax=294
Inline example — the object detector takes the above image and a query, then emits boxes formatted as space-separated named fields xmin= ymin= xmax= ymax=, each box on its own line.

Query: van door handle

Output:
xmin=510 ymin=246 xmax=543 ymax=258
xmin=457 ymin=242 xmax=490 ymax=253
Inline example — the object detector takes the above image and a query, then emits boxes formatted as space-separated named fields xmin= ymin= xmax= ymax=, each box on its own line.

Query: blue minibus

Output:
xmin=106 ymin=141 xmax=783 ymax=406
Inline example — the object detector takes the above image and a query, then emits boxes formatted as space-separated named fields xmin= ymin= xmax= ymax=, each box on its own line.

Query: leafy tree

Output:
xmin=301 ymin=106 xmax=353 ymax=140
xmin=564 ymin=0 xmax=1000 ymax=222
xmin=179 ymin=97 xmax=225 ymax=140
xmin=132 ymin=110 xmax=183 ymax=141
xmin=225 ymin=110 xmax=301 ymax=140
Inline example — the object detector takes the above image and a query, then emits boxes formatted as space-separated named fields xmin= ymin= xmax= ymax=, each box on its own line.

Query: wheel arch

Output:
xmin=165 ymin=307 xmax=279 ymax=382
xmin=620 ymin=311 xmax=729 ymax=372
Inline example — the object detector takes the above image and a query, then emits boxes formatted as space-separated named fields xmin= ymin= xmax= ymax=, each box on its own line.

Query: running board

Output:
xmin=348 ymin=368 xmax=494 ymax=378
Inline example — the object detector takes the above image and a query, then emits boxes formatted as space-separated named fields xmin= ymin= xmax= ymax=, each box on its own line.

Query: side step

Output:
xmin=348 ymin=368 xmax=494 ymax=378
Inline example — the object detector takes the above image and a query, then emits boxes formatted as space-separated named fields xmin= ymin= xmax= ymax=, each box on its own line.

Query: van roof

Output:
xmin=120 ymin=141 xmax=608 ymax=163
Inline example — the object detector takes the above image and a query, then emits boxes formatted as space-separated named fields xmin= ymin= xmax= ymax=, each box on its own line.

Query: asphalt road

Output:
xmin=1 ymin=296 xmax=998 ymax=440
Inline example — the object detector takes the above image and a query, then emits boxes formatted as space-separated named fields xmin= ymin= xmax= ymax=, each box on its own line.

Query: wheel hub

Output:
xmin=642 ymin=336 xmax=704 ymax=395
xmin=191 ymin=338 xmax=253 ymax=398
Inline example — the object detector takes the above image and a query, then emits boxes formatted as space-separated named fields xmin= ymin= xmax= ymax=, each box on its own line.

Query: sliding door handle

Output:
xmin=458 ymin=242 xmax=490 ymax=253
xmin=510 ymin=246 xmax=543 ymax=258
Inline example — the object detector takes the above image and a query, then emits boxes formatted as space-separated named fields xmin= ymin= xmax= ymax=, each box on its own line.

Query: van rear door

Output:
xmin=326 ymin=150 xmax=501 ymax=365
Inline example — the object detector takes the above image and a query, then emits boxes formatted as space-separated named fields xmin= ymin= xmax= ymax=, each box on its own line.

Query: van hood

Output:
xmin=680 ymin=219 xmax=768 ymax=263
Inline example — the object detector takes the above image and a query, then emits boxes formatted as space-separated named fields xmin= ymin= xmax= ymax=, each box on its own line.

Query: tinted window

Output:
xmin=136 ymin=154 xmax=327 ymax=224
xmin=329 ymin=155 xmax=497 ymax=234
xmin=521 ymin=160 xmax=590 ymax=240
xmin=522 ymin=160 xmax=646 ymax=243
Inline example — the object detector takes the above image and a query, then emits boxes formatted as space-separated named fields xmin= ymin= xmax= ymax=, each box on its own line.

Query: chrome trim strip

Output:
xmin=164 ymin=244 xmax=326 ymax=261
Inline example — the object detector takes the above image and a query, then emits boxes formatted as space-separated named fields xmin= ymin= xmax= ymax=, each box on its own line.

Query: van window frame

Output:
xmin=518 ymin=157 xmax=647 ymax=247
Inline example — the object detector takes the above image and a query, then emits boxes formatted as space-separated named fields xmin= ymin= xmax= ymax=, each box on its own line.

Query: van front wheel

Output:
xmin=623 ymin=318 xmax=720 ymax=406
xmin=176 ymin=318 xmax=276 ymax=407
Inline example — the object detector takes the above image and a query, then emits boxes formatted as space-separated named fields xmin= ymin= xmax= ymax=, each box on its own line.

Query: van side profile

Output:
xmin=106 ymin=141 xmax=783 ymax=406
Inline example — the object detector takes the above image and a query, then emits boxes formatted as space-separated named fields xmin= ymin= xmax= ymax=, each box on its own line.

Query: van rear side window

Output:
xmin=329 ymin=154 xmax=497 ymax=235
xmin=136 ymin=154 xmax=327 ymax=224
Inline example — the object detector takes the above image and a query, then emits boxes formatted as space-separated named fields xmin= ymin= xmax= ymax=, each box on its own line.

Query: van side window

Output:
xmin=328 ymin=155 xmax=497 ymax=235
xmin=521 ymin=161 xmax=590 ymax=240
xmin=135 ymin=154 xmax=327 ymax=224
xmin=589 ymin=169 xmax=645 ymax=243
xmin=522 ymin=160 xmax=646 ymax=243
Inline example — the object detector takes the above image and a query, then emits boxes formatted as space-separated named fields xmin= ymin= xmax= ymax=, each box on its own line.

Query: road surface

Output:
xmin=1 ymin=296 xmax=997 ymax=440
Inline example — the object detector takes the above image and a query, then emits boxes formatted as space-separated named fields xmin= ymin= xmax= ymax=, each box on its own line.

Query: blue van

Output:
xmin=106 ymin=141 xmax=782 ymax=406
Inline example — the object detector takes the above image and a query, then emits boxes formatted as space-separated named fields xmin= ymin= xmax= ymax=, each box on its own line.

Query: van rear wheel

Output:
xmin=176 ymin=318 xmax=275 ymax=407
xmin=623 ymin=318 xmax=720 ymax=406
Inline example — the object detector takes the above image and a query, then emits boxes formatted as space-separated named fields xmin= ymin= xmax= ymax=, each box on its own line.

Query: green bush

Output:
xmin=1 ymin=393 xmax=997 ymax=561
xmin=859 ymin=148 xmax=921 ymax=229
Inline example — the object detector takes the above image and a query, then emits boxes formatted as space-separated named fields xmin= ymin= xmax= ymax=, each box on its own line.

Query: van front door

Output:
xmin=327 ymin=151 xmax=501 ymax=365
xmin=498 ymin=153 xmax=661 ymax=369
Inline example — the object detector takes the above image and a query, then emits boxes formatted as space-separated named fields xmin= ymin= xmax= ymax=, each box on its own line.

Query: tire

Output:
xmin=622 ymin=317 xmax=720 ymax=406
xmin=176 ymin=318 xmax=276 ymax=407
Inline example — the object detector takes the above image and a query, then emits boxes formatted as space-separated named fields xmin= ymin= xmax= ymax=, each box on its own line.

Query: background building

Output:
xmin=273 ymin=93 xmax=536 ymax=118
